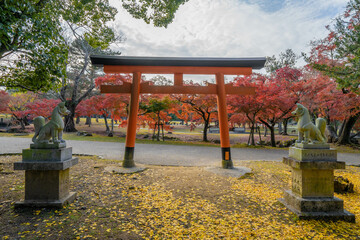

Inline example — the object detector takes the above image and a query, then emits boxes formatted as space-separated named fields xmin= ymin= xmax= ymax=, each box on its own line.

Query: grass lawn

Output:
xmin=1 ymin=156 xmax=360 ymax=239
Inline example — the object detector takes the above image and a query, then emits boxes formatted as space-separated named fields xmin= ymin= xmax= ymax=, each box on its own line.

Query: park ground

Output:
xmin=2 ymin=155 xmax=360 ymax=239
xmin=1 ymin=117 xmax=360 ymax=239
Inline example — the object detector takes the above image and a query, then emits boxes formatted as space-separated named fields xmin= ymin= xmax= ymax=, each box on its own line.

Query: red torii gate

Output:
xmin=90 ymin=56 xmax=266 ymax=169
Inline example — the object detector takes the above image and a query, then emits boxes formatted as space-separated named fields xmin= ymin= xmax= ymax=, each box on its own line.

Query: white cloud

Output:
xmin=108 ymin=0 xmax=347 ymax=80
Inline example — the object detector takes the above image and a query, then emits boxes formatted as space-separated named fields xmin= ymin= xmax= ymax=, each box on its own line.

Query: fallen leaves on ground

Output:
xmin=1 ymin=156 xmax=360 ymax=239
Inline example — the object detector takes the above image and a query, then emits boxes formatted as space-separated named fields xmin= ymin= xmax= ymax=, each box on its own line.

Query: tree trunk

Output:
xmin=103 ymin=114 xmax=110 ymax=132
xmin=202 ymin=117 xmax=210 ymax=142
xmin=76 ymin=116 xmax=80 ymax=124
xmin=64 ymin=114 xmax=77 ymax=132
xmin=19 ymin=119 xmax=25 ymax=130
xmin=157 ymin=112 xmax=161 ymax=141
xmin=64 ymin=102 xmax=77 ymax=132
xmin=338 ymin=119 xmax=346 ymax=137
xmin=85 ymin=116 xmax=91 ymax=127
xmin=278 ymin=122 xmax=282 ymax=134
xmin=248 ymin=123 xmax=255 ymax=146
xmin=270 ymin=126 xmax=276 ymax=147
xmin=260 ymin=119 xmax=276 ymax=147
xmin=282 ymin=119 xmax=289 ymax=135
xmin=326 ymin=125 xmax=338 ymax=143
xmin=264 ymin=126 xmax=268 ymax=137
xmin=96 ymin=115 xmax=99 ymax=122
xmin=337 ymin=113 xmax=360 ymax=145
xmin=258 ymin=126 xmax=262 ymax=143
xmin=111 ymin=118 xmax=114 ymax=132
xmin=250 ymin=126 xmax=255 ymax=146
xmin=162 ymin=123 xmax=165 ymax=141
xmin=108 ymin=118 xmax=114 ymax=137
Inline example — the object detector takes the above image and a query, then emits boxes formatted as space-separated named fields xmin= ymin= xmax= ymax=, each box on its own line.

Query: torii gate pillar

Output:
xmin=90 ymin=56 xmax=266 ymax=169
xmin=216 ymin=73 xmax=233 ymax=168
xmin=123 ymin=72 xmax=141 ymax=168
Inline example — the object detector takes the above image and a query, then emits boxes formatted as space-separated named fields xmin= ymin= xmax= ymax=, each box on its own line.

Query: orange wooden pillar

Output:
xmin=123 ymin=72 xmax=141 ymax=168
xmin=216 ymin=73 xmax=233 ymax=169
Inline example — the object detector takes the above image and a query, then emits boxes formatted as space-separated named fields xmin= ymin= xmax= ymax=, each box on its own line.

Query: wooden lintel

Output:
xmin=141 ymin=84 xmax=217 ymax=94
xmin=100 ymin=83 xmax=131 ymax=94
xmin=103 ymin=65 xmax=252 ymax=75
xmin=100 ymin=84 xmax=255 ymax=95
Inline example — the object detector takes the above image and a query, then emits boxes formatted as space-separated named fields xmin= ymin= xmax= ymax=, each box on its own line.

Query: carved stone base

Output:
xmin=289 ymin=147 xmax=337 ymax=161
xmin=24 ymin=169 xmax=70 ymax=200
xmin=15 ymin=192 xmax=76 ymax=208
xmin=22 ymin=147 xmax=72 ymax=162
xmin=14 ymin=158 xmax=78 ymax=171
xmin=31 ymin=142 xmax=66 ymax=149
xmin=14 ymin=147 xmax=78 ymax=209
xmin=281 ymin=146 xmax=355 ymax=222
xmin=295 ymin=143 xmax=330 ymax=149
xmin=279 ymin=190 xmax=355 ymax=222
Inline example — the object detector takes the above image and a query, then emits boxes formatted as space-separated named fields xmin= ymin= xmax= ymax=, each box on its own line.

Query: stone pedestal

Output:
xmin=14 ymin=146 xmax=78 ymax=208
xmin=279 ymin=143 xmax=355 ymax=222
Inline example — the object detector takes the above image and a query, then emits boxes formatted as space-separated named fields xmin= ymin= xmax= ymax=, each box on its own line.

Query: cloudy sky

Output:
xmin=108 ymin=0 xmax=347 ymax=80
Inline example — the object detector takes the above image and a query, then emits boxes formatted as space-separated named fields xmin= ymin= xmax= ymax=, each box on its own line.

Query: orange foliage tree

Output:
xmin=139 ymin=95 xmax=175 ymax=141
xmin=228 ymin=75 xmax=267 ymax=146
xmin=6 ymin=92 xmax=37 ymax=130
xmin=171 ymin=81 xmax=218 ymax=142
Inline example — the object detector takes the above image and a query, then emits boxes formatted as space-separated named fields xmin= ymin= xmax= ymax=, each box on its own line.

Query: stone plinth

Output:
xmin=289 ymin=147 xmax=337 ymax=161
xmin=30 ymin=142 xmax=66 ymax=149
xmin=22 ymin=147 xmax=72 ymax=162
xmin=279 ymin=145 xmax=355 ymax=222
xmin=14 ymin=147 xmax=78 ymax=208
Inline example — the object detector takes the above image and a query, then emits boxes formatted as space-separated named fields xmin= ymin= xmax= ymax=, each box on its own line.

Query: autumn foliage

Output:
xmin=1 ymin=64 xmax=359 ymax=146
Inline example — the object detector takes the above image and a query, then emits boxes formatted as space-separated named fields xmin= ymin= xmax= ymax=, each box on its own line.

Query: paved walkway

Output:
xmin=1 ymin=137 xmax=359 ymax=166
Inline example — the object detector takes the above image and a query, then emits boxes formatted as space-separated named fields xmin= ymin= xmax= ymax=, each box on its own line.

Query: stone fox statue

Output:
xmin=292 ymin=103 xmax=327 ymax=144
xmin=32 ymin=102 xmax=70 ymax=144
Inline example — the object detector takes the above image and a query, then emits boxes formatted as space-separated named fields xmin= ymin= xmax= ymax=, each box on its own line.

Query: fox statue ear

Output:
xmin=296 ymin=103 xmax=304 ymax=108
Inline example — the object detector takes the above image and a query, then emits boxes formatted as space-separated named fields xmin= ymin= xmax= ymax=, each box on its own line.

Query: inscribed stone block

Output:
xmin=289 ymin=147 xmax=337 ymax=161
xmin=22 ymin=147 xmax=72 ymax=162
xmin=292 ymin=169 xmax=334 ymax=197
xmin=25 ymin=169 xmax=70 ymax=201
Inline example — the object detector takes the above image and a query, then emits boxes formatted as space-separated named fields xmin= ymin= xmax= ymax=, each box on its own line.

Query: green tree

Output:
xmin=1 ymin=0 xmax=184 ymax=92
xmin=60 ymin=39 xmax=122 ymax=132
xmin=56 ymin=0 xmax=121 ymax=132
xmin=264 ymin=49 xmax=301 ymax=135
xmin=265 ymin=49 xmax=298 ymax=73
xmin=140 ymin=96 xmax=174 ymax=141
xmin=121 ymin=0 xmax=189 ymax=27
xmin=0 ymin=0 xmax=67 ymax=91
xmin=311 ymin=0 xmax=360 ymax=93
xmin=309 ymin=0 xmax=360 ymax=145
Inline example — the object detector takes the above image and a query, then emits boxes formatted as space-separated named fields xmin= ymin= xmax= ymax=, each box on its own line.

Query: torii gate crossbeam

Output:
xmin=90 ymin=56 xmax=266 ymax=169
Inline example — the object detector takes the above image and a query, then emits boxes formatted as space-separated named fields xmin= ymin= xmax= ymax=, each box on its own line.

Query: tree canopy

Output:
xmin=121 ymin=0 xmax=188 ymax=27
xmin=311 ymin=0 xmax=360 ymax=93
xmin=0 ymin=0 xmax=67 ymax=91
xmin=265 ymin=49 xmax=298 ymax=73
xmin=0 ymin=0 xmax=185 ymax=92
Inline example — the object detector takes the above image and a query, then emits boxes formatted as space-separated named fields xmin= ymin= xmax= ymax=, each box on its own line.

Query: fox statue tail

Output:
xmin=316 ymin=118 xmax=327 ymax=143
xmin=32 ymin=116 xmax=45 ymax=143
